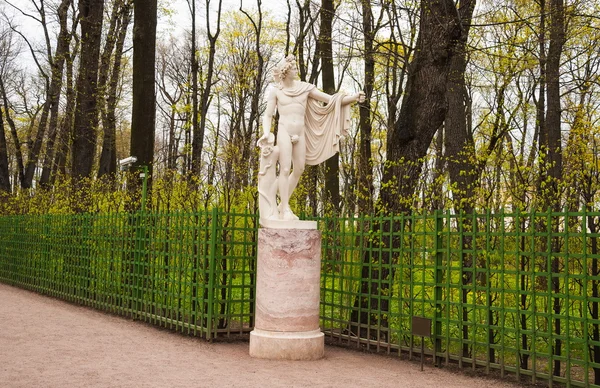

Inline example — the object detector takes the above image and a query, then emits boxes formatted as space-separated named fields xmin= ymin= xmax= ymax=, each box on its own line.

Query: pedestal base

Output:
xmin=249 ymin=328 xmax=324 ymax=360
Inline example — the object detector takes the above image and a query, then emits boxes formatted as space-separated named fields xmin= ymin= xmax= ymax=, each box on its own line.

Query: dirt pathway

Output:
xmin=0 ymin=283 xmax=523 ymax=388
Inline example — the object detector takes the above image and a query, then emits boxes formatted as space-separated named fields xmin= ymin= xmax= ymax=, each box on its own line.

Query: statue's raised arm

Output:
xmin=257 ymin=55 xmax=365 ymax=223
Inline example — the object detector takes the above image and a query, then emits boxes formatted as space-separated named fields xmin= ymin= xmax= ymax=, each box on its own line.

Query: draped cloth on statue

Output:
xmin=277 ymin=82 xmax=350 ymax=166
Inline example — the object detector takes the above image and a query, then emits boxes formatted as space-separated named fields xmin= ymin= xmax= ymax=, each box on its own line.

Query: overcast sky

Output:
xmin=0 ymin=0 xmax=286 ymax=74
xmin=1 ymin=0 xmax=285 ymax=45
xmin=162 ymin=0 xmax=284 ymax=35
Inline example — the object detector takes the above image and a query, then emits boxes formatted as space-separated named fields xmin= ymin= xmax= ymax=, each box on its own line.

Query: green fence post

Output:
xmin=582 ymin=208 xmax=589 ymax=388
xmin=546 ymin=208 xmax=554 ymax=386
xmin=434 ymin=209 xmax=443 ymax=366
xmin=134 ymin=211 xmax=145 ymax=317
xmin=140 ymin=166 xmax=148 ymax=212
xmin=206 ymin=207 xmax=218 ymax=341
xmin=132 ymin=165 xmax=149 ymax=318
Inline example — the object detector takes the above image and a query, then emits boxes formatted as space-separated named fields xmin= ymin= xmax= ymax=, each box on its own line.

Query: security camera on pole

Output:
xmin=119 ymin=156 xmax=148 ymax=212
xmin=118 ymin=156 xmax=138 ymax=170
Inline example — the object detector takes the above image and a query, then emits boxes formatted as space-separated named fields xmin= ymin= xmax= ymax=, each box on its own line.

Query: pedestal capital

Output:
xmin=259 ymin=219 xmax=318 ymax=230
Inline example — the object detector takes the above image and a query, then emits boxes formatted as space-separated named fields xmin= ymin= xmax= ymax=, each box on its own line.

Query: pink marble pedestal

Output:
xmin=249 ymin=221 xmax=324 ymax=360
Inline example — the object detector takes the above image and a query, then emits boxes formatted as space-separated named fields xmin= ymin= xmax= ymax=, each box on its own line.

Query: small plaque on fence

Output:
xmin=412 ymin=316 xmax=432 ymax=372
xmin=411 ymin=316 xmax=432 ymax=338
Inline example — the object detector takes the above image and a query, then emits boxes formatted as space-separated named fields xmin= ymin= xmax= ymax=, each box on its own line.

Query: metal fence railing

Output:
xmin=315 ymin=209 xmax=600 ymax=387
xmin=1 ymin=208 xmax=600 ymax=387
xmin=0 ymin=209 xmax=257 ymax=339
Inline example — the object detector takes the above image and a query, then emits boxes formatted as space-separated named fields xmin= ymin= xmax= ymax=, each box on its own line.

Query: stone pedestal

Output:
xmin=249 ymin=221 xmax=324 ymax=360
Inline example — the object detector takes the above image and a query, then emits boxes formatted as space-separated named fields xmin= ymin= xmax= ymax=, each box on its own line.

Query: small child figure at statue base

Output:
xmin=257 ymin=132 xmax=280 ymax=221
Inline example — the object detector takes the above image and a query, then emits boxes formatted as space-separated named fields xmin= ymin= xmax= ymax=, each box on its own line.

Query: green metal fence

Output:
xmin=316 ymin=209 xmax=600 ymax=387
xmin=0 ymin=208 xmax=257 ymax=339
xmin=1 ymin=208 xmax=600 ymax=387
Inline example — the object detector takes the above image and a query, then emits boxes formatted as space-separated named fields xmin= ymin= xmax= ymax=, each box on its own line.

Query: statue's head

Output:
xmin=273 ymin=55 xmax=297 ymax=84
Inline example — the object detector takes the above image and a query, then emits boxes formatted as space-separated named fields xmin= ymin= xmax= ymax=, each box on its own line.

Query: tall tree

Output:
xmin=380 ymin=0 xmax=461 ymax=213
xmin=319 ymin=0 xmax=339 ymax=213
xmin=444 ymin=0 xmax=477 ymax=212
xmin=191 ymin=0 xmax=222 ymax=177
xmin=0 ymin=33 xmax=25 ymax=188
xmin=545 ymin=0 xmax=565 ymax=377
xmin=156 ymin=37 xmax=190 ymax=173
xmin=97 ymin=0 xmax=132 ymax=180
xmin=544 ymin=0 xmax=564 ymax=202
xmin=5 ymin=0 xmax=74 ymax=188
xmin=351 ymin=0 xmax=462 ymax=338
xmin=53 ymin=30 xmax=79 ymax=182
xmin=188 ymin=0 xmax=199 ymax=178
xmin=290 ymin=0 xmax=319 ymax=84
xmin=356 ymin=0 xmax=384 ymax=215
xmin=130 ymin=0 xmax=158 ymax=186
xmin=38 ymin=0 xmax=75 ymax=187
xmin=442 ymin=0 xmax=479 ymax=360
xmin=240 ymin=2 xmax=265 ymax=189
xmin=0 ymin=28 xmax=19 ymax=192
xmin=0 ymin=91 xmax=9 ymax=193
xmin=71 ymin=0 xmax=104 ymax=181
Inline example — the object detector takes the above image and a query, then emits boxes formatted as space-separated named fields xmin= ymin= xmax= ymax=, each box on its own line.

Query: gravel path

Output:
xmin=0 ymin=283 xmax=523 ymax=388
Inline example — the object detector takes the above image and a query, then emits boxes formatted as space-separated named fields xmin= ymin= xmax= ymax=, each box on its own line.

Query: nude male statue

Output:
xmin=257 ymin=55 xmax=365 ymax=221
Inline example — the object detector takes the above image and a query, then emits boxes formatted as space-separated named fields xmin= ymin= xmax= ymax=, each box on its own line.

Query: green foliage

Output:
xmin=0 ymin=172 xmax=260 ymax=216
xmin=2 ymin=0 xmax=600 ymax=221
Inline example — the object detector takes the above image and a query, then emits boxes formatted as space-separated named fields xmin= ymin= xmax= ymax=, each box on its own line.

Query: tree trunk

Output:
xmin=192 ymin=0 xmax=222 ymax=177
xmin=545 ymin=0 xmax=564 ymax=200
xmin=431 ymin=128 xmax=444 ymax=210
xmin=0 ymin=100 xmax=10 ymax=193
xmin=190 ymin=0 xmax=199 ymax=179
xmin=71 ymin=0 xmax=105 ymax=181
xmin=380 ymin=0 xmax=461 ymax=213
xmin=39 ymin=0 xmax=74 ymax=187
xmin=241 ymin=4 xmax=265 ymax=191
xmin=536 ymin=0 xmax=547 ymax=195
xmin=546 ymin=0 xmax=565 ymax=376
xmin=293 ymin=0 xmax=318 ymax=83
xmin=444 ymin=0 xmax=477 ymax=212
xmin=319 ymin=0 xmax=340 ymax=213
xmin=130 ymin=0 xmax=158 ymax=189
xmin=0 ymin=76 xmax=25 ymax=188
xmin=357 ymin=0 xmax=375 ymax=215
xmin=22 ymin=0 xmax=74 ymax=189
xmin=53 ymin=42 xmax=78 ymax=181
xmin=442 ymin=0 xmax=477 ymax=359
xmin=350 ymin=0 xmax=462 ymax=339
xmin=98 ymin=1 xmax=132 ymax=179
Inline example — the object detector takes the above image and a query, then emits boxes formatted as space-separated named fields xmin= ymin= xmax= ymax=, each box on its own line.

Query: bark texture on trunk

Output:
xmin=380 ymin=0 xmax=461 ymax=213
xmin=71 ymin=0 xmax=105 ymax=181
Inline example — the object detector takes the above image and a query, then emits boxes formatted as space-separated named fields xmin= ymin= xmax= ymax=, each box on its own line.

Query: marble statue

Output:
xmin=257 ymin=55 xmax=365 ymax=222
